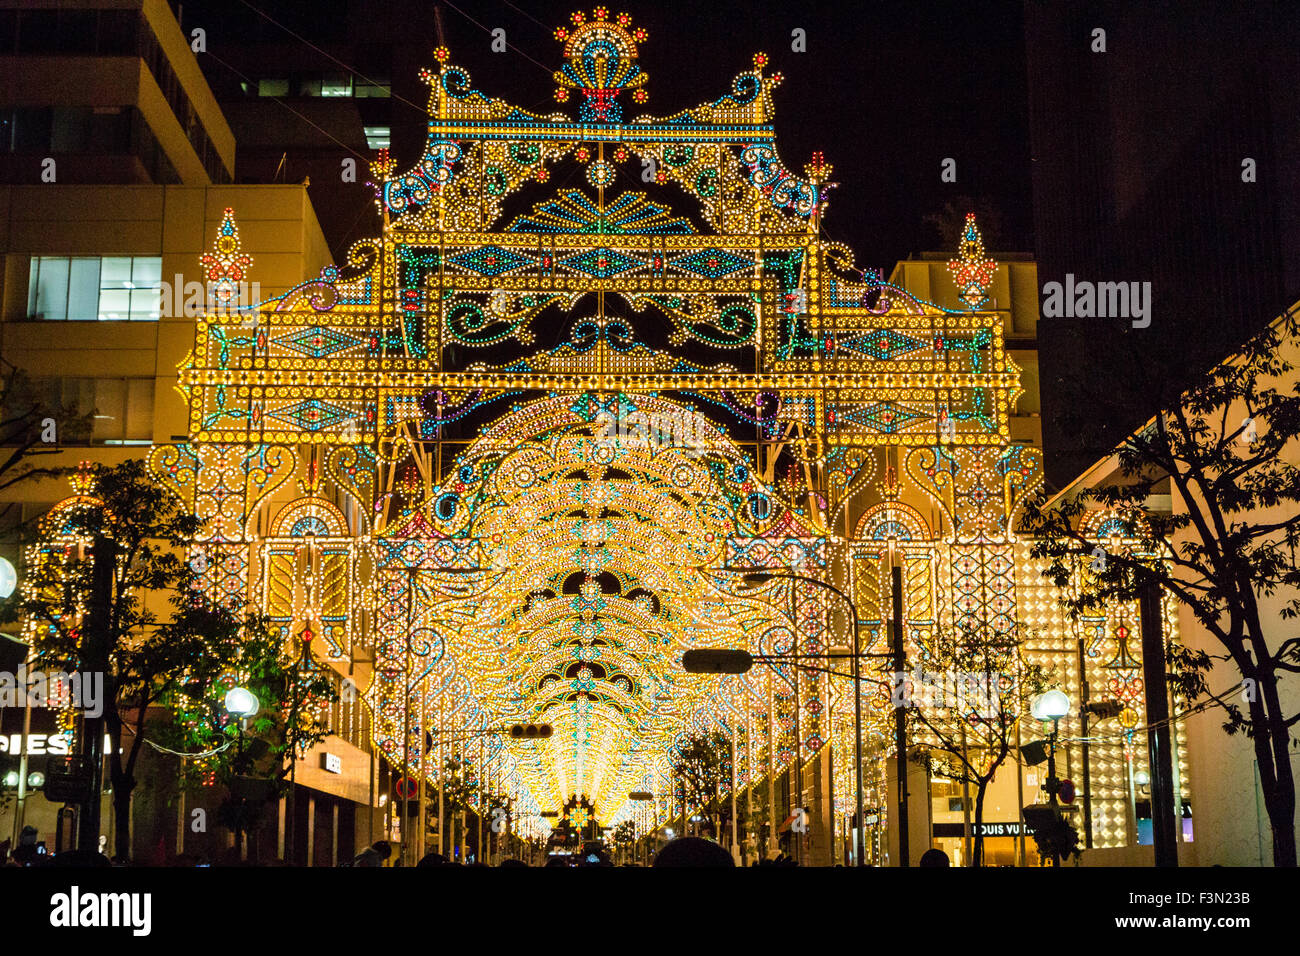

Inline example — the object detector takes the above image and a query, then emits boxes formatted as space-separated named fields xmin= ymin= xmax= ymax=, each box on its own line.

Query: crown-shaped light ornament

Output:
xmin=553 ymin=9 xmax=648 ymax=121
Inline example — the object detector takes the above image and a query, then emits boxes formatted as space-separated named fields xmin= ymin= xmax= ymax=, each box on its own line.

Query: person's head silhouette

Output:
xmin=652 ymin=837 xmax=734 ymax=867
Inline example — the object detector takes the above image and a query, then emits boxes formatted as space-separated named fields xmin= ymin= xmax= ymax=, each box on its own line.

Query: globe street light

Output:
xmin=1030 ymin=689 xmax=1072 ymax=866
xmin=224 ymin=686 xmax=259 ymax=719
xmin=0 ymin=556 xmax=17 ymax=599
xmin=1031 ymin=689 xmax=1070 ymax=722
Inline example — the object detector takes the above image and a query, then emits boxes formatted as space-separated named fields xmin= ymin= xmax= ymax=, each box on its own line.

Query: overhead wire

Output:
xmin=203 ymin=50 xmax=369 ymax=162
xmin=237 ymin=0 xmax=427 ymax=115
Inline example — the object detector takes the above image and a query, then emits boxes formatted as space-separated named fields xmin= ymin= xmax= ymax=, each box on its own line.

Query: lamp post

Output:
xmin=284 ymin=623 xmax=313 ymax=864
xmin=1030 ymin=689 xmax=1071 ymax=866
xmin=224 ymin=685 xmax=259 ymax=859
xmin=738 ymin=570 xmax=866 ymax=868
xmin=686 ymin=567 xmax=886 ymax=867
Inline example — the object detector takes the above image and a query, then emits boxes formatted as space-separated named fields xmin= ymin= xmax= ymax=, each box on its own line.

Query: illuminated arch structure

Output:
xmin=137 ymin=10 xmax=1182 ymax=857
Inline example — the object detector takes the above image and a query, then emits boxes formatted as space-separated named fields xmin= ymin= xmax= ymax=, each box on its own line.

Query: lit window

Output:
xmin=257 ymin=79 xmax=289 ymax=97
xmin=30 ymin=378 xmax=154 ymax=444
xmin=27 ymin=256 xmax=162 ymax=321
xmin=320 ymin=74 xmax=352 ymax=97
xmin=364 ymin=126 xmax=391 ymax=150
xmin=354 ymin=80 xmax=391 ymax=98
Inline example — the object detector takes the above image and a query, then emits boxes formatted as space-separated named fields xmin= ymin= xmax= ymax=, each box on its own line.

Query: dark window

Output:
xmin=16 ymin=11 xmax=59 ymax=53
xmin=57 ymin=10 xmax=98 ymax=53
xmin=88 ymin=108 xmax=132 ymax=153
xmin=11 ymin=108 xmax=52 ymax=153
xmin=7 ymin=107 xmax=130 ymax=156
xmin=130 ymin=111 xmax=180 ymax=184
xmin=0 ymin=11 xmax=17 ymax=54
xmin=49 ymin=108 xmax=89 ymax=153
xmin=96 ymin=10 xmax=138 ymax=55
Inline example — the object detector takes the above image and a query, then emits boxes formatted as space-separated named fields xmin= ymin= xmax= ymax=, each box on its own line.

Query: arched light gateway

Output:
xmin=134 ymin=7 xmax=1162 ymax=861
xmin=370 ymin=393 xmax=812 ymax=822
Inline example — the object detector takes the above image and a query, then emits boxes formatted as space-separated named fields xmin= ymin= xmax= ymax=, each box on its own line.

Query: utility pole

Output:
xmin=1047 ymin=720 xmax=1062 ymax=867
xmin=890 ymin=564 xmax=909 ymax=867
xmin=10 ymin=639 xmax=32 ymax=847
xmin=78 ymin=534 xmax=117 ymax=855
xmin=1077 ymin=637 xmax=1094 ymax=849
xmin=1139 ymin=582 xmax=1178 ymax=867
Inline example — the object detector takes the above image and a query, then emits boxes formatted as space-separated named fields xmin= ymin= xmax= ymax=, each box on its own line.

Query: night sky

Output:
xmin=185 ymin=0 xmax=1034 ymax=270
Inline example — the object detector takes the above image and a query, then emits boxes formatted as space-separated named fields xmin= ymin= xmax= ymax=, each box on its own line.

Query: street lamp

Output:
xmin=628 ymin=790 xmax=654 ymax=864
xmin=686 ymin=567 xmax=878 ymax=868
xmin=1031 ymin=689 xmax=1070 ymax=722
xmin=225 ymin=686 xmax=259 ymax=720
xmin=224 ymin=685 xmax=259 ymax=859
xmin=1030 ymin=689 xmax=1072 ymax=866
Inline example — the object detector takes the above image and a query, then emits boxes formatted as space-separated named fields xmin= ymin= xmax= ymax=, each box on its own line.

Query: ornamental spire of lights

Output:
xmin=199 ymin=207 xmax=253 ymax=307
xmin=947 ymin=212 xmax=998 ymax=310
xmin=553 ymin=8 xmax=649 ymax=121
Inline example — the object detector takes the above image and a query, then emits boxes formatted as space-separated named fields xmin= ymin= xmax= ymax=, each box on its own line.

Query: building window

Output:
xmin=49 ymin=106 xmax=132 ymax=154
xmin=3 ymin=106 xmax=131 ymax=155
xmin=28 ymin=378 xmax=155 ymax=445
xmin=27 ymin=256 xmax=162 ymax=321
xmin=354 ymin=79 xmax=391 ymax=99
xmin=363 ymin=126 xmax=391 ymax=150
xmin=319 ymin=74 xmax=353 ymax=98
xmin=262 ymin=73 xmax=390 ymax=99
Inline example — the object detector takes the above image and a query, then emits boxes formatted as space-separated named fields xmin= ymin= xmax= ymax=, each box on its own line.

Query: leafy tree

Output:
xmin=152 ymin=620 xmax=337 ymax=855
xmin=434 ymin=756 xmax=478 ymax=857
xmin=1 ymin=459 xmax=313 ymax=860
xmin=610 ymin=819 xmax=637 ymax=861
xmin=1022 ymin=310 xmax=1300 ymax=867
xmin=672 ymin=730 xmax=730 ymax=838
xmin=1030 ymin=813 xmax=1082 ymax=867
xmin=481 ymin=790 xmax=511 ymax=859
xmin=904 ymin=623 xmax=1048 ymax=866
xmin=0 ymin=360 xmax=92 ymax=519
xmin=440 ymin=756 xmax=477 ymax=813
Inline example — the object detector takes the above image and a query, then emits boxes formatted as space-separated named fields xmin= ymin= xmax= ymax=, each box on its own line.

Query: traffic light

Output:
xmin=1086 ymin=699 xmax=1124 ymax=720
xmin=509 ymin=723 xmax=553 ymax=739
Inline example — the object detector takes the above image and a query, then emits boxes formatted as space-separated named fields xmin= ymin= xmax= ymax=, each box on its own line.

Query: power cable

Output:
xmin=237 ymin=0 xmax=427 ymax=115
xmin=204 ymin=50 xmax=369 ymax=162
xmin=439 ymin=0 xmax=555 ymax=75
